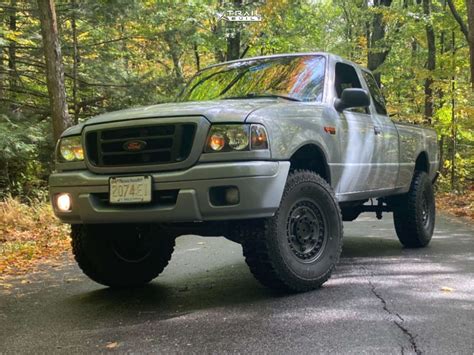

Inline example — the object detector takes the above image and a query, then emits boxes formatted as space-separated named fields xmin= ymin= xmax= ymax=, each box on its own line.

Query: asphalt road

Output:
xmin=1 ymin=213 xmax=473 ymax=354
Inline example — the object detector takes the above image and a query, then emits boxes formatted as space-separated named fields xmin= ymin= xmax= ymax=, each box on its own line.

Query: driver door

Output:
xmin=334 ymin=62 xmax=377 ymax=196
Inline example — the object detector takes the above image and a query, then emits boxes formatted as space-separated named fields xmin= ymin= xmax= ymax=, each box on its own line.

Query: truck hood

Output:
xmin=83 ymin=99 xmax=278 ymax=126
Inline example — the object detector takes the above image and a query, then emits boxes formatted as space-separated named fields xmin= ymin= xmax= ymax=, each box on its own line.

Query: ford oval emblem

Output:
xmin=123 ymin=140 xmax=147 ymax=152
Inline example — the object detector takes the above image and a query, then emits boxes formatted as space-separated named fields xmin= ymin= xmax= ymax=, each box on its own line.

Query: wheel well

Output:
xmin=415 ymin=152 xmax=429 ymax=173
xmin=289 ymin=144 xmax=331 ymax=184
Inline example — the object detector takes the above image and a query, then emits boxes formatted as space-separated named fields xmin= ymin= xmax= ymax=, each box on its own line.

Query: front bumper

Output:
xmin=49 ymin=161 xmax=290 ymax=224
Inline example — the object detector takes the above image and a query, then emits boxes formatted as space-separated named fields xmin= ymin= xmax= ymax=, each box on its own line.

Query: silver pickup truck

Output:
xmin=50 ymin=53 xmax=439 ymax=292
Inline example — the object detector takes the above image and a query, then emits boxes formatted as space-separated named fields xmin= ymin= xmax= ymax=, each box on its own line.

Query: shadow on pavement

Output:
xmin=63 ymin=261 xmax=279 ymax=323
xmin=341 ymin=236 xmax=403 ymax=258
xmin=60 ymin=216 xmax=473 ymax=328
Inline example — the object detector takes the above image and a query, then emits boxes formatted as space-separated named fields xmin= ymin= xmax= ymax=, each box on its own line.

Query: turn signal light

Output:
xmin=250 ymin=125 xmax=268 ymax=150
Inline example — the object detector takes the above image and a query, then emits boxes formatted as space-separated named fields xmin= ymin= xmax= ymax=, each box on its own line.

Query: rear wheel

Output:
xmin=393 ymin=171 xmax=435 ymax=248
xmin=71 ymin=224 xmax=175 ymax=287
xmin=239 ymin=170 xmax=343 ymax=292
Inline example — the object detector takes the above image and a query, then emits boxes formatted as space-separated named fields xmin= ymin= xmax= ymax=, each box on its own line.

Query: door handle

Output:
xmin=374 ymin=126 xmax=382 ymax=135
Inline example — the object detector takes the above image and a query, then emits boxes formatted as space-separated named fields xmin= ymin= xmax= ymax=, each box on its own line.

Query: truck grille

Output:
xmin=85 ymin=123 xmax=196 ymax=167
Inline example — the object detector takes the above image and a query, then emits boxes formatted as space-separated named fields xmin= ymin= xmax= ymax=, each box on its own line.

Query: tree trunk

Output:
xmin=367 ymin=0 xmax=393 ymax=85
xmin=451 ymin=85 xmax=456 ymax=190
xmin=226 ymin=31 xmax=240 ymax=61
xmin=163 ymin=31 xmax=184 ymax=86
xmin=193 ymin=42 xmax=200 ymax=72
xmin=438 ymin=134 xmax=445 ymax=175
xmin=37 ymin=0 xmax=72 ymax=142
xmin=450 ymin=30 xmax=456 ymax=190
xmin=340 ymin=0 xmax=354 ymax=59
xmin=0 ymin=48 xmax=4 ymax=101
xmin=211 ymin=21 xmax=225 ymax=62
xmin=8 ymin=0 xmax=17 ymax=101
xmin=468 ymin=0 xmax=474 ymax=89
xmin=226 ymin=0 xmax=242 ymax=61
xmin=437 ymin=0 xmax=447 ymax=107
xmin=71 ymin=0 xmax=79 ymax=123
xmin=120 ymin=22 xmax=129 ymax=76
xmin=446 ymin=0 xmax=474 ymax=89
xmin=423 ymin=0 xmax=436 ymax=124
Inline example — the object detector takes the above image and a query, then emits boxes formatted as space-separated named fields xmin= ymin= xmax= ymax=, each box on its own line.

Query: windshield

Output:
xmin=179 ymin=55 xmax=326 ymax=102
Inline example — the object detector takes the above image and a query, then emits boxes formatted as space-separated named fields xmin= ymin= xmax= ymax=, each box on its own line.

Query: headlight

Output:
xmin=58 ymin=136 xmax=84 ymax=162
xmin=204 ymin=124 xmax=269 ymax=153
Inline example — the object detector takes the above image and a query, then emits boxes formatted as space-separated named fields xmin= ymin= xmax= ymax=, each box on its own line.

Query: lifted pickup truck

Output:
xmin=50 ymin=53 xmax=439 ymax=292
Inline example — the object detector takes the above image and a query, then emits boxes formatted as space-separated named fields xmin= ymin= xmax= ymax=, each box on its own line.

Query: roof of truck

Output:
xmin=202 ymin=52 xmax=365 ymax=72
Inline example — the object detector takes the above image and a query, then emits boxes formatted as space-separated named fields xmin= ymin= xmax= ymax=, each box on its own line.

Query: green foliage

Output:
xmin=0 ymin=111 xmax=52 ymax=200
xmin=0 ymin=0 xmax=472 ymax=198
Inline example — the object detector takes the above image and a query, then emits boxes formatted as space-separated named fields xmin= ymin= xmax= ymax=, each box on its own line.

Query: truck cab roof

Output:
xmin=202 ymin=52 xmax=367 ymax=73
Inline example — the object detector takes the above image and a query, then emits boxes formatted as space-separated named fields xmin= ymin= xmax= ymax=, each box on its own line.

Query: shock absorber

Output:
xmin=376 ymin=199 xmax=383 ymax=220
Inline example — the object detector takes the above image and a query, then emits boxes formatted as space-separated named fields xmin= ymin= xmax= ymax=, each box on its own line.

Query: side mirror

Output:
xmin=335 ymin=88 xmax=370 ymax=112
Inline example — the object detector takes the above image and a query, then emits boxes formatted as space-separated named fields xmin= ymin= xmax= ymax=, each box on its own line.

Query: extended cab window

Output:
xmin=335 ymin=62 xmax=367 ymax=113
xmin=362 ymin=71 xmax=387 ymax=115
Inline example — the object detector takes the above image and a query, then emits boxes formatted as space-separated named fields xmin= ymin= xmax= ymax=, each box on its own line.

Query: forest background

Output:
xmin=0 ymin=0 xmax=472 ymax=274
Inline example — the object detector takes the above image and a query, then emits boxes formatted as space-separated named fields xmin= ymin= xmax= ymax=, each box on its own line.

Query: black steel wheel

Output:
xmin=111 ymin=227 xmax=154 ymax=263
xmin=420 ymin=190 xmax=432 ymax=230
xmin=286 ymin=200 xmax=327 ymax=262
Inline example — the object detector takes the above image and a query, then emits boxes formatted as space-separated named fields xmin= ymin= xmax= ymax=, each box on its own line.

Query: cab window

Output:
xmin=362 ymin=71 xmax=387 ymax=115
xmin=334 ymin=63 xmax=367 ymax=114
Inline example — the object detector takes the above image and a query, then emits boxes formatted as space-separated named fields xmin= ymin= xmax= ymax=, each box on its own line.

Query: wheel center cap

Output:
xmin=298 ymin=221 xmax=311 ymax=239
xmin=287 ymin=200 xmax=327 ymax=262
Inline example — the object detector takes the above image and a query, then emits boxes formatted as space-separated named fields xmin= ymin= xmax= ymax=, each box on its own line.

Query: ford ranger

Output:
xmin=49 ymin=53 xmax=439 ymax=292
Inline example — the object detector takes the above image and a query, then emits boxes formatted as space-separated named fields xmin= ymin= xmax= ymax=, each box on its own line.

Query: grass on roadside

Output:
xmin=0 ymin=197 xmax=70 ymax=276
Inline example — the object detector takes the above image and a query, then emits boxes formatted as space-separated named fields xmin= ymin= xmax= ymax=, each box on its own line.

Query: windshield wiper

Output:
xmin=222 ymin=92 xmax=301 ymax=102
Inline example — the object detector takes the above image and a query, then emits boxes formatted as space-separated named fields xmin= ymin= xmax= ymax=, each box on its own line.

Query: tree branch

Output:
xmin=76 ymin=96 xmax=106 ymax=110
xmin=240 ymin=45 xmax=250 ymax=58
xmin=0 ymin=97 xmax=48 ymax=113
xmin=67 ymin=36 xmax=152 ymax=49
xmin=0 ymin=85 xmax=48 ymax=98
xmin=446 ymin=0 xmax=469 ymax=41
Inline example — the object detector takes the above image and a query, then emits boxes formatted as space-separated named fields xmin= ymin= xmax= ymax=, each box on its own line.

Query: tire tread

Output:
xmin=240 ymin=170 xmax=343 ymax=292
xmin=393 ymin=171 xmax=435 ymax=248
xmin=71 ymin=224 xmax=175 ymax=287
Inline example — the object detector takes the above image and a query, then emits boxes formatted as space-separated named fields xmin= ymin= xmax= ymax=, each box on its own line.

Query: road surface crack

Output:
xmin=394 ymin=320 xmax=421 ymax=355
xmin=367 ymin=278 xmax=422 ymax=355
xmin=369 ymin=281 xmax=404 ymax=322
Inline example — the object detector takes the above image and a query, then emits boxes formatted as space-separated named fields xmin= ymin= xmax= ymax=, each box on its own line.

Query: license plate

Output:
xmin=109 ymin=176 xmax=152 ymax=204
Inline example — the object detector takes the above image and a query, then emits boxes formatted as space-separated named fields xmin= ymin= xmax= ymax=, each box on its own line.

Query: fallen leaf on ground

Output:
xmin=436 ymin=191 xmax=473 ymax=220
xmin=105 ymin=342 xmax=119 ymax=349
xmin=440 ymin=286 xmax=454 ymax=292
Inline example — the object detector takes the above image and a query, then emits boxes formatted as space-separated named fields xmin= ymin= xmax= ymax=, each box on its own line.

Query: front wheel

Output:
xmin=393 ymin=171 xmax=436 ymax=248
xmin=240 ymin=170 xmax=343 ymax=292
xmin=71 ymin=224 xmax=175 ymax=287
